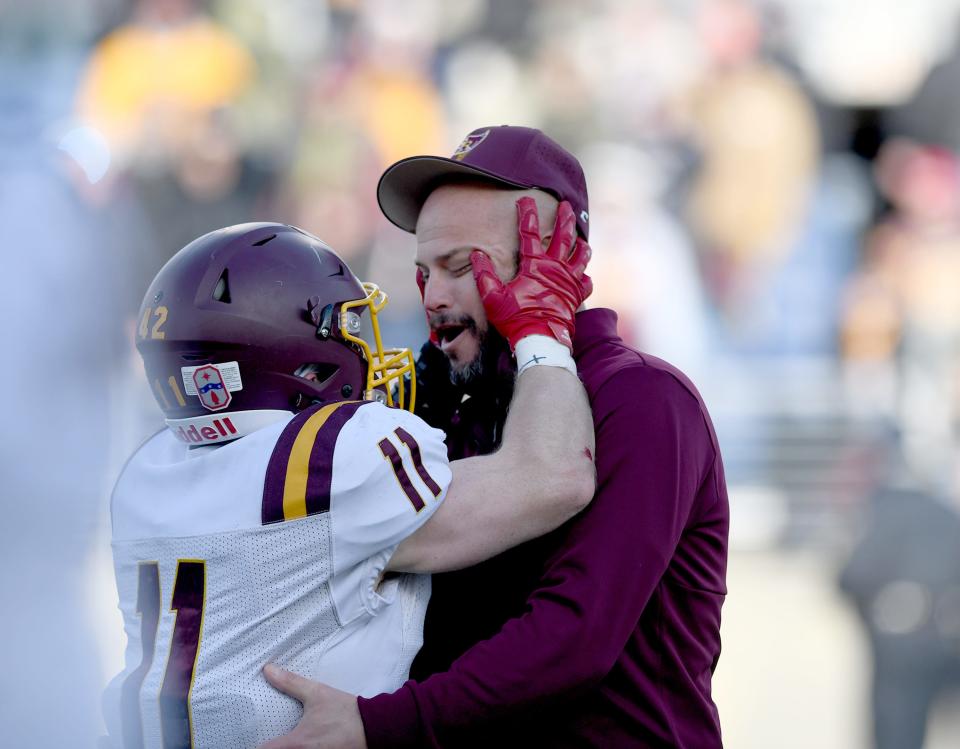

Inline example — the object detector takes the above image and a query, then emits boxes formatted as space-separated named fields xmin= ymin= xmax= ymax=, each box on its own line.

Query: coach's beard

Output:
xmin=434 ymin=314 xmax=510 ymax=387
xmin=449 ymin=326 xmax=486 ymax=385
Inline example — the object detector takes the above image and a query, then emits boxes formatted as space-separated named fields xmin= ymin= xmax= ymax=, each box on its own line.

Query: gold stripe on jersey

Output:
xmin=282 ymin=401 xmax=353 ymax=520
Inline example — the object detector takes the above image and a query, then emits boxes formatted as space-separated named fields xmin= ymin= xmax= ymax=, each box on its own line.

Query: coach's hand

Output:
xmin=259 ymin=664 xmax=367 ymax=749
xmin=471 ymin=197 xmax=592 ymax=352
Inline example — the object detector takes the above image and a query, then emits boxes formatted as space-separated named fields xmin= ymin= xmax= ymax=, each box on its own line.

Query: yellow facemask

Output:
xmin=339 ymin=282 xmax=416 ymax=412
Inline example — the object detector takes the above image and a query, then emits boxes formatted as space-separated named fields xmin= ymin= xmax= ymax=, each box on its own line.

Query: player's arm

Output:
xmin=387 ymin=364 xmax=592 ymax=573
xmin=386 ymin=198 xmax=596 ymax=574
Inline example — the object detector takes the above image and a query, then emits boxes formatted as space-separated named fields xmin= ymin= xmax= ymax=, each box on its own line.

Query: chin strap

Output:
xmin=165 ymin=409 xmax=292 ymax=445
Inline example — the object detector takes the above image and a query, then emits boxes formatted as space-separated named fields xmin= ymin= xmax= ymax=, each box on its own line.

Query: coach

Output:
xmin=266 ymin=126 xmax=729 ymax=748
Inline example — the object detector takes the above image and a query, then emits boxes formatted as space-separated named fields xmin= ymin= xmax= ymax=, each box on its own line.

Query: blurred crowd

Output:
xmin=10 ymin=0 xmax=960 ymax=472
xmin=5 ymin=0 xmax=960 ymax=746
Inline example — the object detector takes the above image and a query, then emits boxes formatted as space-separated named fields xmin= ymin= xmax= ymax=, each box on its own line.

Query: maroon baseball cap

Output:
xmin=377 ymin=125 xmax=590 ymax=239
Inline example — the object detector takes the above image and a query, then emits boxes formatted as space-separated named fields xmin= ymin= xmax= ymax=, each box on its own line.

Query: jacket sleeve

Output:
xmin=357 ymin=366 xmax=719 ymax=748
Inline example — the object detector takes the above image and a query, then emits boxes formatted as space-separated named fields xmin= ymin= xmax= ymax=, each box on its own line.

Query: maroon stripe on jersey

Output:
xmin=160 ymin=560 xmax=205 ymax=749
xmin=395 ymin=427 xmax=442 ymax=497
xmin=304 ymin=401 xmax=371 ymax=516
xmin=262 ymin=401 xmax=373 ymax=524
xmin=262 ymin=406 xmax=319 ymax=525
xmin=379 ymin=437 xmax=425 ymax=511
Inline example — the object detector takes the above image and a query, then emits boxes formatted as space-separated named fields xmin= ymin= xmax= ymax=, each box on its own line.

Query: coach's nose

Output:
xmin=422 ymin=271 xmax=455 ymax=315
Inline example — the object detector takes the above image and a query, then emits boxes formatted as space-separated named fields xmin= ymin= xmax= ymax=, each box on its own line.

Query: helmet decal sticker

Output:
xmin=190 ymin=364 xmax=236 ymax=411
xmin=182 ymin=361 xmax=244 ymax=398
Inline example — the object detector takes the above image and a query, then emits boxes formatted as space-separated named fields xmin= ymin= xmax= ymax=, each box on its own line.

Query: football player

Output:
xmin=103 ymin=220 xmax=593 ymax=748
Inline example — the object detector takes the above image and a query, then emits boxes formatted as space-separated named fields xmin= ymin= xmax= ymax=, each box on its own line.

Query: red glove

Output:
xmin=471 ymin=197 xmax=592 ymax=351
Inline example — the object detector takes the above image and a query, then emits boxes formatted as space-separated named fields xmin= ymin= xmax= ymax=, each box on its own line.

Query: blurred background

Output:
xmin=2 ymin=0 xmax=960 ymax=746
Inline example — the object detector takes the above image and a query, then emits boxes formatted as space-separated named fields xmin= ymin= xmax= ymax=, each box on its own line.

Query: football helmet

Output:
xmin=136 ymin=223 xmax=414 ymax=439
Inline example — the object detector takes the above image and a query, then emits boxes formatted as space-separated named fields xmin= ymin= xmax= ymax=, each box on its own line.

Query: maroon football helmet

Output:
xmin=136 ymin=223 xmax=414 ymax=440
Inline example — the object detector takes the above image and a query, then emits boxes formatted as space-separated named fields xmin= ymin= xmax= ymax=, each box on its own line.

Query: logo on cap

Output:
xmin=193 ymin=364 xmax=232 ymax=411
xmin=452 ymin=130 xmax=490 ymax=162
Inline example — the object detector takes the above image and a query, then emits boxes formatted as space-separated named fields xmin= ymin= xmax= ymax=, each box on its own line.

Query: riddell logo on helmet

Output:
xmin=173 ymin=417 xmax=238 ymax=444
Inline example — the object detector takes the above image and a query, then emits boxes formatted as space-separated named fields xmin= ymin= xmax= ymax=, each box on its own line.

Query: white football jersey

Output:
xmin=103 ymin=400 xmax=451 ymax=749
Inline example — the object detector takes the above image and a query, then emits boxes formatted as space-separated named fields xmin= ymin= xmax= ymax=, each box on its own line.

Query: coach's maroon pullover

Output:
xmin=358 ymin=309 xmax=729 ymax=747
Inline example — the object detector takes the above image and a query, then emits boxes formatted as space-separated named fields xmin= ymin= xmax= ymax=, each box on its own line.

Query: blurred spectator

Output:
xmin=840 ymin=481 xmax=960 ymax=749
xmin=274 ymin=68 xmax=383 ymax=266
xmin=444 ymin=39 xmax=539 ymax=139
xmin=744 ymin=154 xmax=868 ymax=357
xmin=780 ymin=0 xmax=960 ymax=108
xmin=349 ymin=0 xmax=448 ymax=165
xmin=267 ymin=0 xmax=452 ymax=271
xmin=839 ymin=241 xmax=901 ymax=423
xmin=130 ymin=108 xmax=276 ymax=271
xmin=843 ymin=139 xmax=960 ymax=488
xmin=687 ymin=0 xmax=819 ymax=319
xmin=529 ymin=0 xmax=704 ymax=146
xmin=76 ymin=0 xmax=254 ymax=169
xmin=582 ymin=141 xmax=712 ymax=378
xmin=75 ymin=0 xmax=277 ymax=288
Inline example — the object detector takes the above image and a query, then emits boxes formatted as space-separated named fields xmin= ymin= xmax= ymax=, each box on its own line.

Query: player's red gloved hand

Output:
xmin=416 ymin=266 xmax=440 ymax=346
xmin=471 ymin=197 xmax=592 ymax=352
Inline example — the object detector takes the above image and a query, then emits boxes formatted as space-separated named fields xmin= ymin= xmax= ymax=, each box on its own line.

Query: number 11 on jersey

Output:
xmin=122 ymin=559 xmax=207 ymax=749
xmin=379 ymin=427 xmax=442 ymax=512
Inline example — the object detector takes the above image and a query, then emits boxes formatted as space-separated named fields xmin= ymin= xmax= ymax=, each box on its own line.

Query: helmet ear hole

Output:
xmin=213 ymin=269 xmax=231 ymax=303
xmin=294 ymin=362 xmax=339 ymax=384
